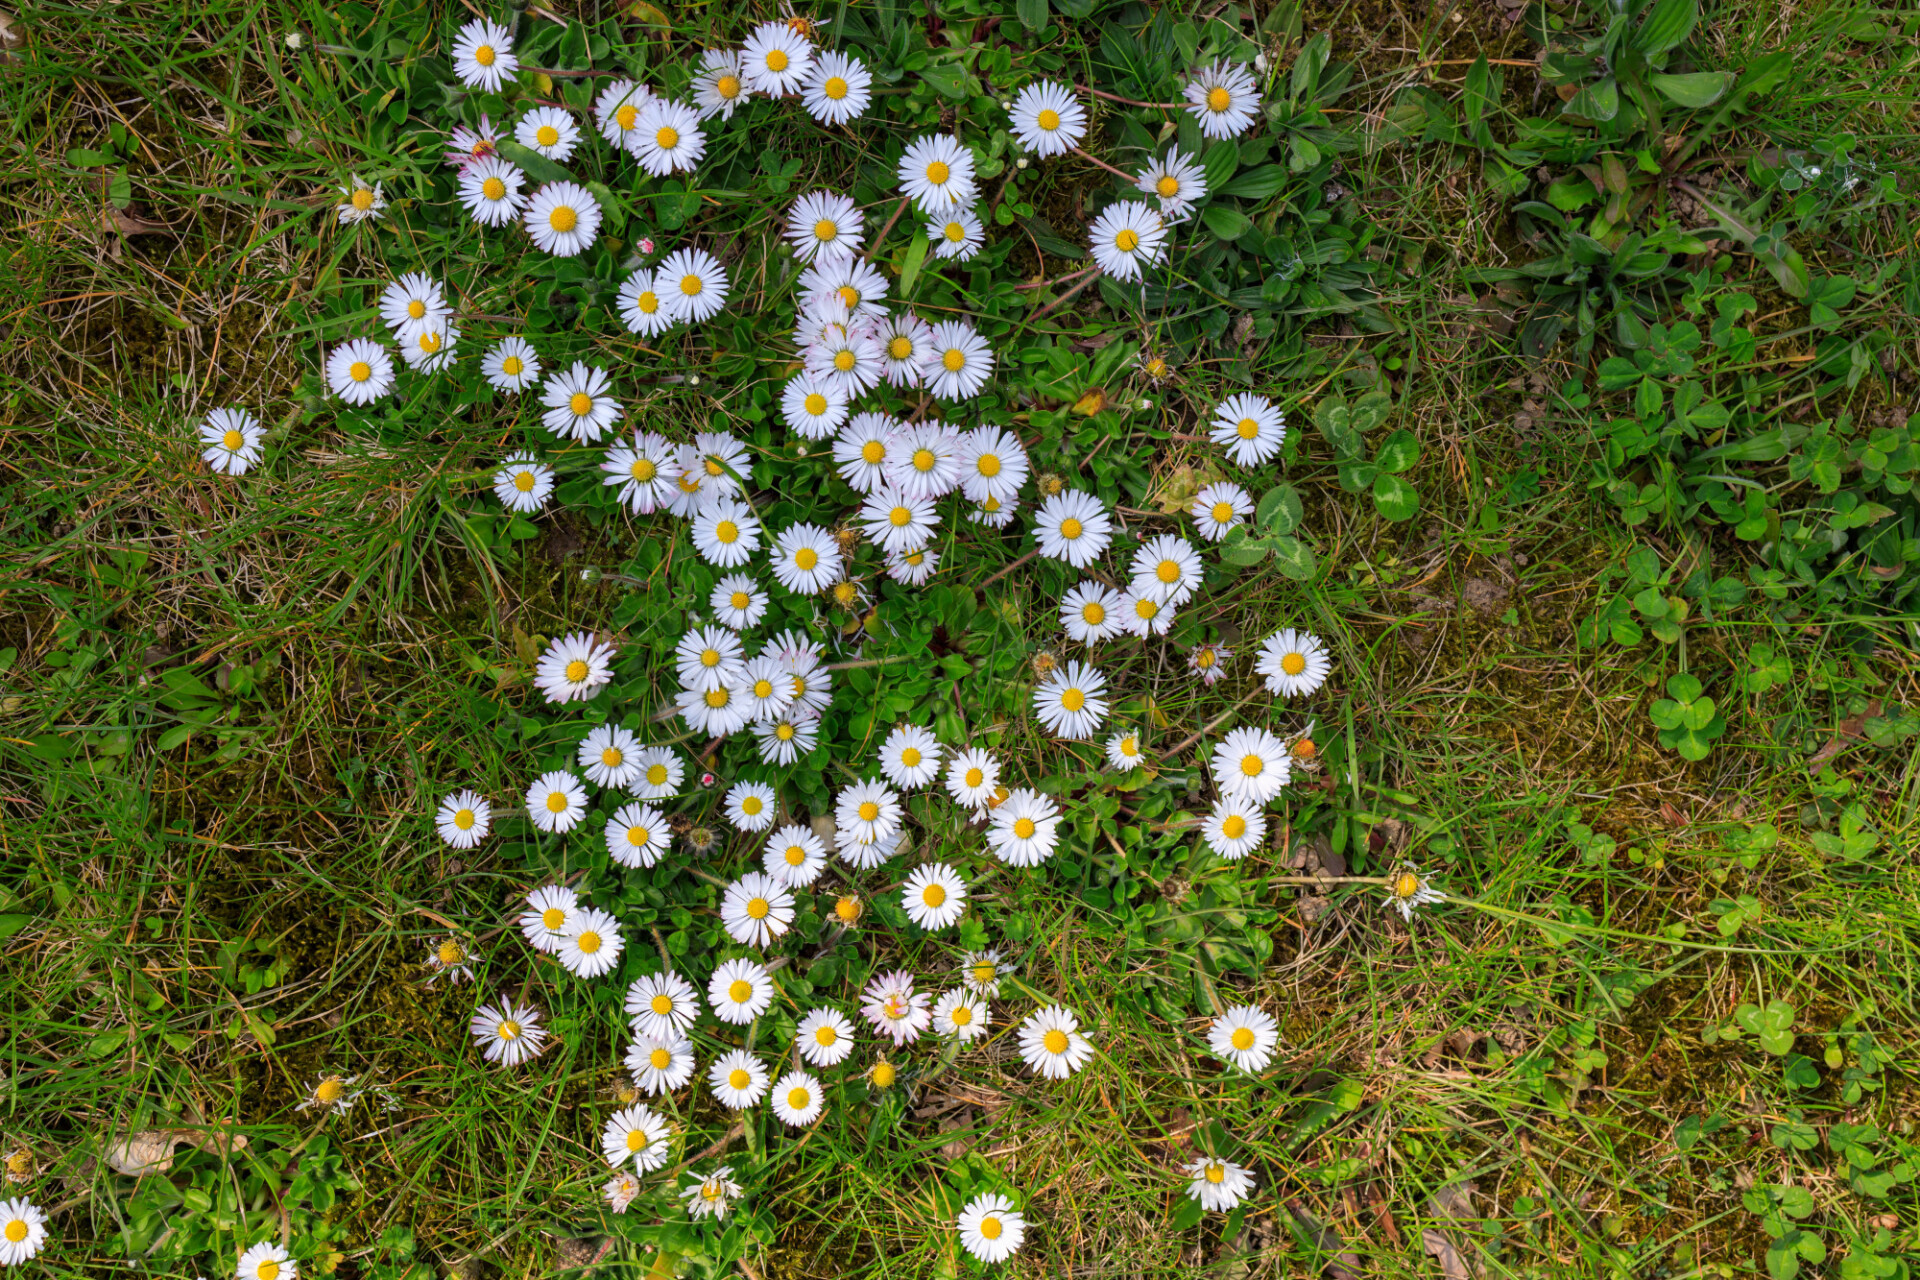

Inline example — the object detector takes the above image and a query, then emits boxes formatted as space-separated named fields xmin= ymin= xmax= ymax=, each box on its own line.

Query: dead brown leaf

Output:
xmin=1419 ymin=1181 xmax=1483 ymax=1280
xmin=1809 ymin=699 xmax=1881 ymax=769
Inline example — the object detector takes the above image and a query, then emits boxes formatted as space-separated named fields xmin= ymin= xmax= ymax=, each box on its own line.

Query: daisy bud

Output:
xmin=1138 ymin=398 xmax=1153 ymax=409
xmin=700 ymin=771 xmax=717 ymax=788
xmin=999 ymin=100 xmax=1012 ymax=110
xmin=580 ymin=567 xmax=602 ymax=584
xmin=688 ymin=375 xmax=702 ymax=387
xmin=285 ymin=31 xmax=303 ymax=48
xmin=639 ymin=237 xmax=655 ymax=254
xmin=1015 ymin=157 xmax=1029 ymax=170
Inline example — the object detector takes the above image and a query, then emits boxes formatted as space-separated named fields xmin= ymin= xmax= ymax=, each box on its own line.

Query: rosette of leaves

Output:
xmin=1311 ymin=391 xmax=1420 ymax=520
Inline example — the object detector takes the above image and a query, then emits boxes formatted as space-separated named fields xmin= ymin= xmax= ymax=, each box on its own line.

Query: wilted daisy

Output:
xmin=1009 ymin=80 xmax=1086 ymax=157
xmin=1186 ymin=60 xmax=1261 ymax=139
xmin=833 ymin=894 xmax=865 ymax=929
xmin=519 ymin=885 xmax=577 ymax=953
xmin=1131 ymin=533 xmax=1203 ymax=605
xmin=236 ymin=1243 xmax=293 ymax=1280
xmin=1211 ymin=727 xmax=1292 ymax=805
xmin=987 ymin=788 xmax=1061 ymax=867
xmin=458 ymin=154 xmax=526 ymax=225
xmin=1209 ymin=1003 xmax=1279 ymax=1073
xmin=1059 ymin=582 xmax=1124 ymax=644
xmin=593 ymin=78 xmax=654 ymax=150
xmin=693 ymin=48 xmax=747 ymax=119
xmin=337 ymin=174 xmax=385 ymax=224
xmin=398 ymin=320 xmax=458 ymax=373
xmin=1189 ymin=642 xmax=1232 ymax=685
xmin=635 ymin=99 xmax=704 ymax=176
xmin=770 ymin=1070 xmax=825 ymax=1127
xmin=922 ymin=320 xmax=993 ymax=400
xmin=861 ymin=969 xmax=930 ymax=1045
xmin=578 ymin=724 xmax=641 ymax=789
xmin=425 ymin=934 xmax=478 ymax=984
xmin=835 ymin=780 xmax=902 ymax=847
xmin=741 ymin=19 xmax=812 ymax=95
xmin=1190 ymin=481 xmax=1253 ymax=540
xmin=806 ymin=325 xmax=885 ymax=397
xmin=630 ymin=746 xmax=685 ymax=800
xmin=786 ymin=188 xmax=864 ymax=260
xmin=482 ymin=336 xmax=542 ymax=394
xmin=626 ymin=970 xmax=700 ymax=1040
xmin=1105 ymin=729 xmax=1145 ymax=772
xmin=725 ymin=781 xmax=778 ymax=833
xmin=602 ymin=1170 xmax=641 ymax=1215
xmin=294 ymin=1071 xmax=360 ymax=1113
xmin=1019 ymin=1004 xmax=1093 ymax=1079
xmin=944 ymin=748 xmax=1001 ymax=812
xmin=899 ymin=134 xmax=975 ymax=210
xmin=932 ymin=989 xmax=989 ymax=1042
xmin=709 ymin=957 xmax=775 ymax=1024
xmin=1186 ymin=1156 xmax=1257 ymax=1211
xmin=325 ymin=337 xmax=395 ymax=405
xmin=676 ymin=681 xmax=752 ymax=738
xmin=886 ymin=546 xmax=939 ymax=586
xmin=626 ymin=1034 xmax=696 ymax=1095
xmin=1137 ymin=148 xmax=1208 ymax=220
xmin=691 ymin=498 xmax=763 ymax=569
xmin=877 ymin=724 xmax=942 ymax=789
xmin=1210 ymin=392 xmax=1286 ymax=467
xmin=539 ymin=362 xmax=619 ymax=443
xmin=450 ymin=18 xmax=517 ymax=92
xmin=1033 ymin=489 xmax=1112 ymax=567
xmin=708 ymin=1050 xmax=770 ymax=1109
xmin=196 ymin=407 xmax=262 ymax=477
xmin=617 ymin=268 xmax=676 ymax=339
xmin=709 ymin=575 xmax=766 ymax=631
xmin=606 ymin=801 xmax=670 ymax=868
xmin=682 ymin=1166 xmax=743 ymax=1220
xmin=657 ymin=247 xmax=730 ymax=324
xmin=535 ymin=631 xmax=616 ymax=703
xmin=515 ymin=105 xmax=580 ymax=160
xmin=526 ymin=770 xmax=587 ymax=834
xmin=779 ymin=372 xmax=849 ymax=441
xmin=927 ymin=206 xmax=985 ymax=261
xmin=857 ymin=486 xmax=938 ymax=556
xmin=954 ymin=428 xmax=1027 ymax=505
xmin=802 ymin=49 xmax=872 ymax=125
xmin=523 ymin=181 xmax=602 ymax=257
xmin=875 ymin=313 xmax=935 ymax=386
xmin=675 ymin=625 xmax=746 ymax=692
xmin=959 ymin=947 xmax=1005 ymax=998
xmin=1256 ymin=627 xmax=1332 ymax=697
xmin=956 ymin=1192 xmax=1025 ymax=1263
xmin=600 ymin=1103 xmax=671 ymax=1172
xmin=1033 ymin=660 xmax=1108 ymax=740
xmin=1384 ymin=865 xmax=1444 ymax=920
xmin=834 ymin=413 xmax=898 ymax=492
xmin=754 ymin=712 xmax=820 ymax=767
xmin=768 ymin=522 xmax=841 ymax=596
xmin=471 ymin=999 xmax=546 ymax=1067
xmin=379 ymin=272 xmax=449 ymax=341
xmin=1119 ymin=589 xmax=1176 ymax=638
xmin=558 ymin=906 xmax=624 ymax=978
xmin=1204 ymin=797 xmax=1267 ymax=861
xmin=902 ymin=863 xmax=967 ymax=931
xmin=1088 ymin=200 xmax=1168 ymax=282
xmin=435 ymin=789 xmax=491 ymax=849
xmin=757 ymin=824 xmax=824 ymax=887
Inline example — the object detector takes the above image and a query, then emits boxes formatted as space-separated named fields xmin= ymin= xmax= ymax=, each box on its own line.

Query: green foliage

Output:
xmin=1217 ymin=483 xmax=1317 ymax=579
xmin=1647 ymin=672 xmax=1725 ymax=760
xmin=1311 ymin=391 xmax=1419 ymax=520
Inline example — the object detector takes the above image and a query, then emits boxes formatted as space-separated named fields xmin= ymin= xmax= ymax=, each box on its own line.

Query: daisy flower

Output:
xmin=861 ymin=969 xmax=930 ymax=1045
xmin=1210 ymin=392 xmax=1286 ymax=466
xmin=834 ymin=413 xmax=898 ymax=491
xmin=806 ymin=326 xmax=885 ymax=397
xmin=606 ymin=801 xmax=670 ymax=869
xmin=197 ymin=407 xmax=262 ymax=476
xmin=886 ymin=546 xmax=938 ymax=586
xmin=944 ymin=747 xmax=1001 ymax=812
xmin=927 ymin=206 xmax=985 ymax=261
xmin=691 ymin=498 xmax=763 ymax=569
xmin=770 ymin=522 xmax=842 ymax=595
xmin=797 ymin=1007 xmax=857 ymax=1067
xmin=482 ymin=336 xmax=541 ymax=393
xmin=1009 ymin=80 xmax=1086 ymax=157
xmin=922 ymin=320 xmax=993 ymax=400
xmin=635 ymin=99 xmax=705 ymax=176
xmin=1018 ymin=1004 xmax=1093 ymax=1079
xmin=1106 ymin=729 xmax=1145 ymax=772
xmin=1033 ymin=660 xmax=1108 ymax=740
xmin=691 ymin=430 xmax=753 ymax=497
xmin=676 ymin=624 xmax=746 ymax=692
xmin=602 ymin=431 xmax=675 ymax=514
xmin=601 ymin=1103 xmax=671 ymax=1172
xmin=471 ymin=999 xmax=546 ymax=1067
xmin=657 ymin=247 xmax=730 ymax=324
xmin=603 ymin=1170 xmax=641 ymax=1214
xmin=780 ymin=371 xmax=850 ymax=440
xmin=1186 ymin=1156 xmax=1257 ymax=1211
xmin=1256 ymin=627 xmax=1332 ymax=697
xmin=955 ymin=428 xmax=1027 ymax=505
xmin=617 ymin=268 xmax=676 ymax=338
xmin=558 ymin=905 xmax=624 ymax=978
xmin=770 ymin=1070 xmax=825 ymax=1127
xmin=379 ymin=272 xmax=449 ymax=341
xmin=858 ymin=486 xmax=938 ymax=556
xmin=710 ymin=574 xmax=767 ymax=630
xmin=839 ymin=827 xmax=903 ymax=872
xmin=458 ymin=154 xmax=526 ymax=225
xmin=709 ymin=957 xmax=775 ymax=1024
xmin=446 ymin=119 xmax=501 ymax=169
xmin=593 ymin=78 xmax=654 ymax=151
xmin=526 ymin=770 xmax=587 ymax=834
xmin=764 ymin=823 xmax=829 ymax=886
xmin=801 ymin=49 xmax=872 ymax=125
xmin=902 ymin=863 xmax=967 ymax=931
xmin=932 ymin=989 xmax=989 ymax=1041
xmin=1190 ymin=481 xmax=1253 ymax=540
xmin=987 ymin=788 xmax=1061 ymax=867
xmin=294 ymin=1071 xmax=360 ymax=1113
xmin=898 ymin=134 xmax=975 ymax=211
xmin=741 ymin=20 xmax=813 ymax=95
xmin=435 ymin=789 xmax=490 ymax=849
xmin=451 ymin=18 xmax=517 ymax=92
xmin=682 ymin=1166 xmax=743 ymax=1220
xmin=540 ymin=361 xmax=620 ymax=443
xmin=523 ymin=181 xmax=602 ymax=257
xmin=754 ymin=712 xmax=820 ymax=767
xmin=1190 ymin=642 xmax=1232 ymax=685
xmin=811 ymin=260 xmax=894 ymax=322
xmin=960 ymin=948 xmax=1006 ymax=998
xmin=739 ymin=656 xmax=798 ymax=723
xmin=1118 ymin=589 xmax=1176 ymax=638
xmin=236 ymin=1243 xmax=294 ymax=1280
xmin=519 ymin=885 xmax=577 ymax=953
xmin=1203 ymin=796 xmax=1266 ymax=861
xmin=874 ymin=312 xmax=935 ymax=385
xmin=579 ymin=724 xmax=641 ymax=789
xmin=1211 ymin=727 xmax=1292 ymax=805
xmin=325 ymin=337 xmax=395 ymax=405
xmin=956 ymin=1193 xmax=1025 ymax=1263
xmin=626 ymin=1034 xmax=697 ymax=1095
xmin=1186 ymin=60 xmax=1262 ymax=139
xmin=708 ymin=1050 xmax=769 ymax=1109
xmin=725 ymin=781 xmax=777 ymax=832
xmin=336 ymin=175 xmax=385 ymax=224
xmin=693 ymin=49 xmax=747 ymax=120
xmin=1384 ymin=865 xmax=1444 ymax=920
xmin=631 ymin=745 xmax=685 ymax=799
xmin=1131 ymin=533 xmax=1203 ymax=605
xmin=878 ymin=724 xmax=943 ymax=789
xmin=676 ymin=681 xmax=752 ymax=738
xmin=1088 ymin=200 xmax=1168 ymax=282
xmin=1137 ymin=149 xmax=1208 ymax=220
xmin=625 ymin=970 xmax=700 ymax=1039
xmin=515 ymin=105 xmax=580 ymax=161
xmin=885 ymin=422 xmax=961 ymax=501
xmin=1033 ymin=489 xmax=1112 ymax=567
xmin=969 ymin=493 xmax=1019 ymax=527
xmin=836 ymin=779 xmax=902 ymax=847
xmin=0 ymin=1201 xmax=45 ymax=1266
xmin=1209 ymin=1003 xmax=1279 ymax=1073
xmin=398 ymin=320 xmax=458 ymax=373
xmin=534 ymin=631 xmax=616 ymax=704
xmin=1060 ymin=581 xmax=1125 ymax=644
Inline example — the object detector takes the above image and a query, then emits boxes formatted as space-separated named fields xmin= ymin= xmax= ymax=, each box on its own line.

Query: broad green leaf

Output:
xmin=921 ymin=62 xmax=969 ymax=99
xmin=1561 ymin=76 xmax=1620 ymax=122
xmin=1290 ymin=32 xmax=1330 ymax=99
xmin=1015 ymin=0 xmax=1049 ymax=31
xmin=1201 ymin=206 xmax=1252 ymax=240
xmin=1348 ymin=390 xmax=1392 ymax=432
xmin=67 ymin=147 xmax=114 ymax=167
xmin=1200 ymin=140 xmax=1240 ymax=191
xmin=1650 ymin=71 xmax=1733 ymax=107
xmin=1267 ymin=536 xmax=1318 ymax=581
xmin=1255 ymin=483 xmax=1302 ymax=534
xmin=1634 ymin=0 xmax=1699 ymax=55
xmin=897 ymin=231 xmax=930 ymax=297
xmin=1372 ymin=472 xmax=1419 ymax=521
xmin=1375 ymin=429 xmax=1420 ymax=473
xmin=1217 ymin=165 xmax=1287 ymax=200
xmin=496 ymin=140 xmax=573 ymax=186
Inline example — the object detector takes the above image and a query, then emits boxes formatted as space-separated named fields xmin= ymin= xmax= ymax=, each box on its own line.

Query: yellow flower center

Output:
xmin=728 ymin=980 xmax=753 ymax=1003
xmin=837 ymin=284 xmax=861 ymax=308
xmin=1230 ymin=1026 xmax=1255 ymax=1050
xmin=537 ymin=125 xmax=560 ymax=146
xmin=717 ymin=74 xmax=741 ymax=99
xmin=1037 ymin=108 xmax=1061 ymax=131
xmin=474 ymin=44 xmax=496 ymax=66
xmin=1197 ymin=649 xmax=1216 ymax=668
xmin=943 ymin=220 xmax=966 ymax=243
xmin=350 ymin=188 xmax=374 ymax=210
xmin=436 ymin=941 xmax=462 ymax=965
xmin=545 ymin=792 xmax=568 ymax=813
xmin=1121 ymin=737 xmax=1138 ymax=756
xmin=834 ymin=349 xmax=856 ymax=371
xmin=646 ymin=994 xmax=675 ymax=1017
xmin=803 ymin=392 xmax=829 ymax=417
xmin=795 ymin=546 xmax=819 ymax=571
xmin=1393 ymin=871 xmax=1423 ymax=899
xmin=259 ymin=1261 xmax=281 ymax=1280
xmin=743 ymin=796 xmax=764 ymax=815
xmin=407 ymin=299 xmax=426 ymax=319
xmin=549 ymin=205 xmax=578 ymax=232
xmin=1060 ymin=518 xmax=1083 ymax=540
xmin=900 ymin=747 xmax=922 ymax=768
xmin=647 ymin=764 xmax=669 ymax=785
xmin=1060 ymin=688 xmax=1086 ymax=712
xmin=926 ymin=160 xmax=950 ymax=184
xmin=680 ymin=274 xmax=703 ymax=296
xmin=616 ymin=104 xmax=639 ymax=130
xmin=1081 ymin=602 xmax=1105 ymax=625
xmin=502 ymin=356 xmax=525 ymax=376
xmin=567 ymin=391 xmax=592 ymax=416
xmin=858 ymin=801 xmax=880 ymax=822
xmin=776 ymin=723 xmax=796 ymax=741
xmin=498 ymin=1019 xmax=521 ymax=1040
xmin=565 ymin=659 xmax=589 ymax=682
xmin=952 ymin=1004 xmax=973 ymax=1025
xmin=746 ymin=896 xmax=770 ymax=920
xmin=815 ymin=1024 xmax=837 ymax=1045
xmin=1155 ymin=560 xmax=1182 ymax=585
xmin=219 ymin=429 xmax=244 ymax=451
xmin=1135 ymin=598 xmax=1159 ymax=620
xmin=625 ymin=1128 xmax=648 ymax=1152
xmin=785 ymin=845 xmax=807 ymax=866
xmin=1013 ymin=817 xmax=1036 ymax=839
xmin=1281 ymin=652 xmax=1307 ymax=675
xmin=700 ymin=649 xmax=721 ymax=668
xmin=601 ymin=747 xmax=624 ymax=768
xmin=980 ymin=1217 xmax=1002 ymax=1240
xmin=1236 ymin=417 xmax=1259 ymax=439
xmin=454 ymin=808 xmax=476 ymax=829
xmin=625 ymin=458 xmax=655 ymax=483
xmin=704 ymin=688 xmax=729 ymax=708
xmin=888 ymin=507 xmax=911 ymax=528
xmin=542 ymin=908 xmax=565 ymax=929
xmin=1206 ymin=1162 xmax=1226 ymax=1184
xmin=941 ymin=348 xmax=966 ymax=372
xmin=912 ymin=448 xmax=936 ymax=472
xmin=1157 ymin=175 xmax=1181 ymax=198
xmin=637 ymin=290 xmax=659 ymax=314
xmin=730 ymin=591 xmax=750 ymax=608
xmin=729 ymin=1068 xmax=750 ymax=1089
xmin=825 ymin=76 xmax=848 ymax=100
xmin=315 ymin=1077 xmax=345 ymax=1102
xmin=1207 ymin=86 xmax=1232 ymax=112
xmin=1240 ymin=753 xmax=1265 ymax=777
xmin=862 ymin=440 xmax=887 ymax=463
xmin=787 ymin=1087 xmax=810 ymax=1109
xmin=922 ymin=883 xmax=946 ymax=907
xmin=715 ymin=520 xmax=740 ymax=544
xmin=835 ymin=896 xmax=862 ymax=922
xmin=627 ymin=825 xmax=651 ymax=847
xmin=973 ymin=963 xmax=996 ymax=984
xmin=655 ymin=126 xmax=679 ymax=149
xmin=1211 ymin=502 xmax=1235 ymax=523
xmin=958 ymin=767 xmax=982 ymax=789
xmin=1114 ymin=228 xmax=1140 ymax=252
xmin=482 ymin=176 xmax=506 ymax=200
xmin=871 ymin=1060 xmax=895 ymax=1086
xmin=649 ymin=1047 xmax=672 ymax=1069
xmin=766 ymin=48 xmax=789 ymax=72
xmin=1223 ymin=815 xmax=1247 ymax=839
xmin=577 ymin=931 xmax=601 ymax=953
xmin=348 ymin=361 xmax=372 ymax=382
xmin=1042 ymin=1029 xmax=1069 ymax=1055
xmin=418 ymin=331 xmax=442 ymax=353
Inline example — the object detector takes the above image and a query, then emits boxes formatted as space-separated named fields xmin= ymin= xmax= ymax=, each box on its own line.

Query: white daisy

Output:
xmin=625 ymin=1034 xmax=697 ymax=1095
xmin=579 ymin=724 xmax=642 ymax=789
xmin=898 ymin=134 xmax=975 ymax=211
xmin=1033 ymin=659 xmax=1108 ymax=740
xmin=780 ymin=372 xmax=850 ymax=440
xmin=955 ymin=427 xmax=1027 ymax=505
xmin=835 ymin=779 xmax=902 ymax=847
xmin=1137 ymin=149 xmax=1208 ymax=221
xmin=1009 ymin=80 xmax=1086 ymax=158
xmin=885 ymin=421 xmax=962 ymax=501
xmin=927 ymin=206 xmax=985 ymax=261
xmin=763 ymin=823 xmax=828 ymax=886
xmin=986 ymin=788 xmax=1061 ymax=867
xmin=721 ymin=872 xmax=794 ymax=949
xmin=525 ymin=770 xmax=587 ymax=834
xmin=1190 ymin=481 xmax=1253 ymax=540
xmin=515 ymin=105 xmax=580 ymax=161
xmin=336 ymin=174 xmax=385 ymax=224
xmin=739 ymin=656 xmax=798 ymax=722
xmin=956 ymin=1193 xmax=1025 ymax=1263
xmin=675 ymin=625 xmax=746 ymax=692
xmin=451 ymin=19 xmax=517 ymax=92
xmin=325 ymin=337 xmax=395 ymax=405
xmin=635 ymin=99 xmax=705 ymax=176
xmin=458 ymin=154 xmax=526 ymax=226
xmin=769 ymin=522 xmax=842 ymax=595
xmin=801 ymin=50 xmax=872 ymax=126
xmin=1105 ymin=729 xmax=1145 ymax=772
xmin=617 ymin=268 xmax=677 ymax=338
xmin=539 ymin=362 xmax=619 ymax=443
xmin=378 ymin=272 xmax=449 ymax=341
xmin=600 ymin=1103 xmax=670 ymax=1172
xmin=606 ymin=801 xmax=670 ymax=869
xmin=944 ymin=747 xmax=1001 ymax=811
xmin=833 ymin=412 xmax=898 ymax=492
xmin=885 ymin=545 xmax=939 ymax=586
xmin=877 ymin=724 xmax=942 ymax=789
xmin=1018 ymin=1004 xmax=1093 ymax=1079
xmin=471 ymin=999 xmax=546 ymax=1067
xmin=1186 ymin=1156 xmax=1257 ymax=1212
xmin=197 ymin=407 xmax=262 ymax=477
xmin=236 ymin=1242 xmax=294 ymax=1280
xmin=1256 ymin=627 xmax=1332 ymax=697
xmin=657 ymin=247 xmax=730 ymax=325
xmin=874 ymin=312 xmax=936 ymax=385
xmin=709 ymin=958 xmax=775 ymax=1024
xmin=1186 ymin=60 xmax=1262 ymax=139
xmin=857 ymin=486 xmax=938 ymax=556
xmin=1088 ymin=199 xmax=1168 ymax=282
xmin=691 ymin=430 xmax=753 ymax=498
xmin=1211 ymin=727 xmax=1292 ymax=805
xmin=932 ymin=989 xmax=990 ymax=1041
xmin=534 ymin=631 xmax=616 ymax=703
xmin=1208 ymin=1003 xmax=1279 ymax=1073
xmin=631 ymin=745 xmax=686 ymax=800
xmin=593 ymin=78 xmax=654 ymax=151
xmin=601 ymin=430 xmax=675 ymax=515
xmin=1033 ymin=488 xmax=1112 ymax=567
xmin=837 ymin=827 xmax=902 ymax=872
xmin=682 ymin=1166 xmax=743 ymax=1220
xmin=709 ymin=574 xmax=767 ymax=630
xmin=693 ymin=49 xmax=748 ymax=120
xmin=861 ymin=969 xmax=930 ymax=1045
xmin=1131 ymin=533 xmax=1203 ymax=605
xmin=969 ymin=492 xmax=1019 ymax=527
xmin=799 ymin=255 xmax=891 ymax=319
xmin=1190 ymin=642 xmax=1232 ymax=685
xmin=754 ymin=711 xmax=820 ymax=766
xmin=676 ymin=680 xmax=752 ymax=738
xmin=902 ymin=862 xmax=967 ymax=931
xmin=1384 ymin=865 xmax=1445 ymax=920
xmin=793 ymin=293 xmax=857 ymax=349
xmin=435 ymin=789 xmax=491 ymax=849
xmin=482 ymin=336 xmax=542 ymax=393
xmin=691 ymin=498 xmax=763 ymax=569
xmin=922 ymin=319 xmax=993 ymax=400
xmin=518 ymin=884 xmax=577 ymax=953
xmin=959 ymin=948 xmax=1006 ymax=998
xmin=769 ymin=1070 xmax=824 ymax=1127
xmin=558 ymin=905 xmax=624 ymax=978
xmin=725 ymin=781 xmax=778 ymax=832
xmin=603 ymin=1170 xmax=642 ymax=1215
xmin=446 ymin=120 xmax=501 ymax=170
xmin=805 ymin=325 xmax=885 ymax=397
xmin=523 ymin=180 xmax=602 ymax=257
xmin=790 ymin=1007 xmax=854 ymax=1067
xmin=740 ymin=20 xmax=813 ymax=95
xmin=708 ymin=1049 xmax=770 ymax=1109
xmin=1118 ymin=589 xmax=1177 ymax=638
xmin=398 ymin=320 xmax=459 ymax=374
xmin=625 ymin=970 xmax=700 ymax=1040
xmin=0 ymin=1200 xmax=46 ymax=1267
xmin=1210 ymin=392 xmax=1287 ymax=466
xmin=1059 ymin=581 xmax=1125 ymax=644
xmin=1202 ymin=796 xmax=1266 ymax=861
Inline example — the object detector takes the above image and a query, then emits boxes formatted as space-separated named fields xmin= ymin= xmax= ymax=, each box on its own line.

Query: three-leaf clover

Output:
xmin=1649 ymin=672 xmax=1726 ymax=760
xmin=1734 ymin=999 xmax=1797 ymax=1055
xmin=1218 ymin=484 xmax=1318 ymax=581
